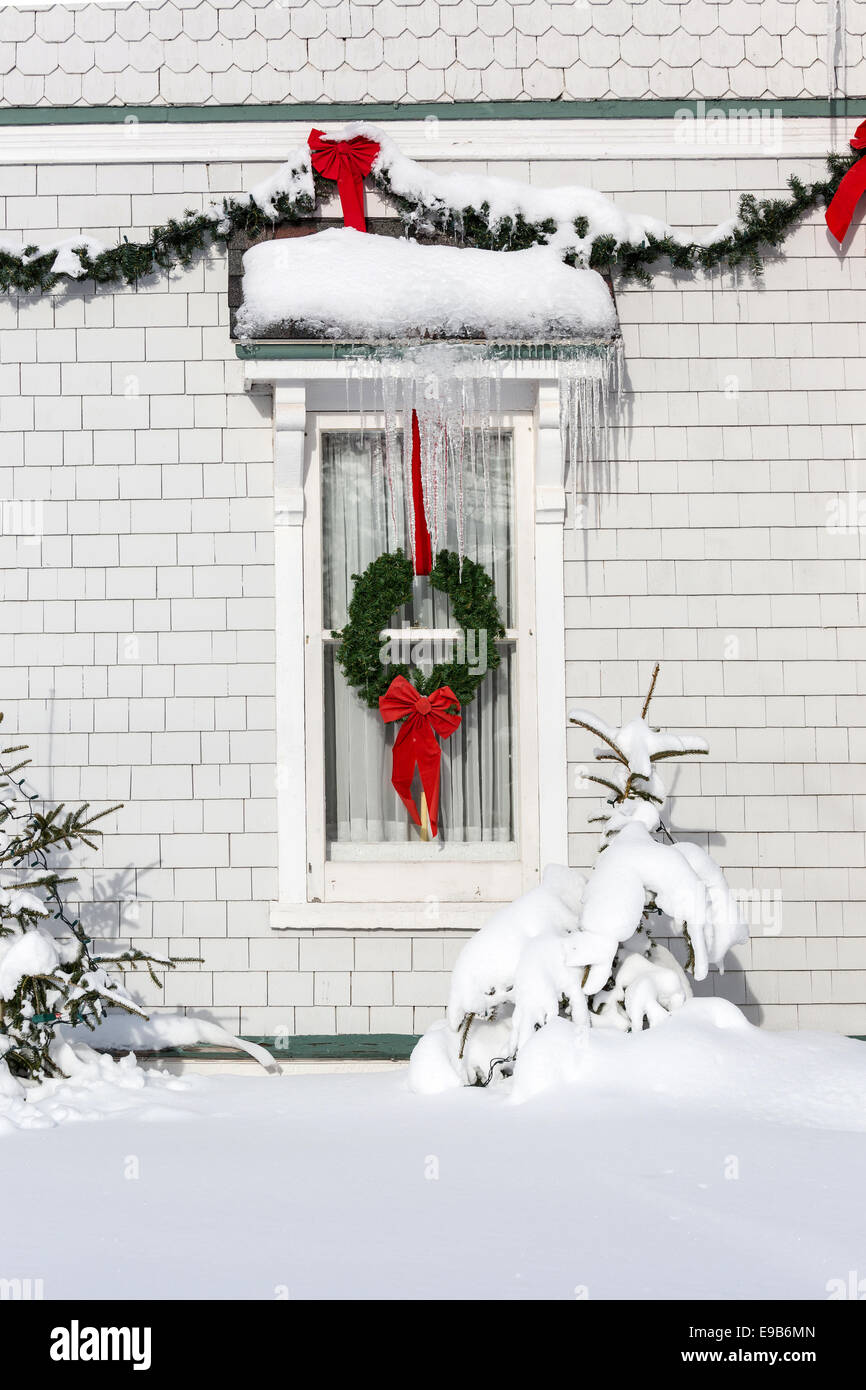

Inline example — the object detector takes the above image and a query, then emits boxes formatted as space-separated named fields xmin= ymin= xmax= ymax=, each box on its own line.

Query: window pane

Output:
xmin=322 ymin=431 xmax=403 ymax=633
xmin=321 ymin=427 xmax=517 ymax=849
xmin=322 ymin=430 xmax=514 ymax=629
xmin=324 ymin=644 xmax=515 ymax=846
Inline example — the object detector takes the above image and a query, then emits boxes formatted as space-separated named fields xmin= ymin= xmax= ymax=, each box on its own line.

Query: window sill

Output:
xmin=270 ymin=901 xmax=498 ymax=933
xmin=327 ymin=841 xmax=519 ymax=863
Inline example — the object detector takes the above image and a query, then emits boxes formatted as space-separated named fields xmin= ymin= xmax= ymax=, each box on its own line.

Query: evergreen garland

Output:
xmin=335 ymin=548 xmax=505 ymax=711
xmin=0 ymin=147 xmax=860 ymax=297
xmin=0 ymin=166 xmax=327 ymax=295
xmin=581 ymin=152 xmax=856 ymax=282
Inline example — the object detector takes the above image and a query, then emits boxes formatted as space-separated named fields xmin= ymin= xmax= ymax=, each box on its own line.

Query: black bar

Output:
xmin=6 ymin=1298 xmax=861 ymax=1377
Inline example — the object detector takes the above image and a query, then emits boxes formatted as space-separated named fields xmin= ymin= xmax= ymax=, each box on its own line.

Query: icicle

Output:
xmin=476 ymin=368 xmax=492 ymax=511
xmin=557 ymin=340 xmax=623 ymax=528
xmin=464 ymin=378 xmax=480 ymax=568
xmin=455 ymin=386 xmax=467 ymax=573
xmin=342 ymin=339 xmax=623 ymax=557
xmin=827 ymin=0 xmax=847 ymax=98
xmin=379 ymin=362 xmax=403 ymax=547
xmin=400 ymin=367 xmax=417 ymax=569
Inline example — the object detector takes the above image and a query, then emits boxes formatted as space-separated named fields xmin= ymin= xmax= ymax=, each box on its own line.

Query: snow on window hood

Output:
xmin=235 ymin=228 xmax=619 ymax=342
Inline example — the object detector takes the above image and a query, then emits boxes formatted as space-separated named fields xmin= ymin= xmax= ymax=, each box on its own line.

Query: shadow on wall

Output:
xmin=659 ymin=814 xmax=761 ymax=1024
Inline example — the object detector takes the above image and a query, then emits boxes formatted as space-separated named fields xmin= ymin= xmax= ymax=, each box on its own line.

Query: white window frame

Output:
xmin=244 ymin=362 xmax=570 ymax=932
xmin=303 ymin=410 xmax=538 ymax=905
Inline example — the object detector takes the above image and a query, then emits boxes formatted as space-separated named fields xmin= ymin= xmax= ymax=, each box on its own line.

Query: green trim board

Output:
xmin=236 ymin=341 xmax=618 ymax=360
xmin=98 ymin=1032 xmax=866 ymax=1062
xmin=248 ymin=1033 xmax=418 ymax=1060
xmin=0 ymin=98 xmax=864 ymax=127
xmin=116 ymin=1034 xmax=420 ymax=1062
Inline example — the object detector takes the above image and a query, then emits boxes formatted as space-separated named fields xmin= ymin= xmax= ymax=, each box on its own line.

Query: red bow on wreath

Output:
xmin=308 ymin=127 xmax=380 ymax=233
xmin=825 ymin=120 xmax=866 ymax=244
xmin=378 ymin=675 xmax=461 ymax=839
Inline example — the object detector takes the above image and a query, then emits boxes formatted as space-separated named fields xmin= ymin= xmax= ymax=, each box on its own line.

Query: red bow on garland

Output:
xmin=308 ymin=127 xmax=380 ymax=233
xmin=378 ymin=675 xmax=461 ymax=839
xmin=825 ymin=120 xmax=866 ymax=243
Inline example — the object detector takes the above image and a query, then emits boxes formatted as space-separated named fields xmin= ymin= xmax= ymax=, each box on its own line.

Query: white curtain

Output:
xmin=322 ymin=429 xmax=515 ymax=847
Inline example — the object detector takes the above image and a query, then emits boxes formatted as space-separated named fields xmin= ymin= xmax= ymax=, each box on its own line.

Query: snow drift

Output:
xmin=411 ymin=994 xmax=866 ymax=1130
xmin=511 ymin=997 xmax=866 ymax=1125
xmin=410 ymin=667 xmax=750 ymax=1094
xmin=3 ymin=1018 xmax=866 ymax=1300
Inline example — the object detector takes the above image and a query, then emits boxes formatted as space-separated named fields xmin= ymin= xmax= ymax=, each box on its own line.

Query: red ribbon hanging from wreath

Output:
xmin=825 ymin=120 xmax=866 ymax=243
xmin=307 ymin=127 xmax=433 ymax=575
xmin=410 ymin=408 xmax=433 ymax=576
xmin=378 ymin=676 xmax=461 ymax=838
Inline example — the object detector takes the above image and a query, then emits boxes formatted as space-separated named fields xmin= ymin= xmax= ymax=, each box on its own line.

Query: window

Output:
xmin=303 ymin=412 xmax=538 ymax=903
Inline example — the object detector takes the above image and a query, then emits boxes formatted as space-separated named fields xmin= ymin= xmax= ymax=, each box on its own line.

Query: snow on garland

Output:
xmin=408 ymin=664 xmax=749 ymax=1095
xmin=0 ymin=122 xmax=861 ymax=295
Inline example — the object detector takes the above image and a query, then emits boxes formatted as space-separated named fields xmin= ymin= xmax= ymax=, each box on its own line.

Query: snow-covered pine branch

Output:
xmin=409 ymin=663 xmax=749 ymax=1093
xmin=0 ymin=713 xmax=197 ymax=1087
xmin=0 ymin=712 xmax=279 ymax=1086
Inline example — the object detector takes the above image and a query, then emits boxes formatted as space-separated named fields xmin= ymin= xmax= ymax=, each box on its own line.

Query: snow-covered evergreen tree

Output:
xmin=0 ymin=715 xmax=182 ymax=1087
xmin=409 ymin=664 xmax=749 ymax=1090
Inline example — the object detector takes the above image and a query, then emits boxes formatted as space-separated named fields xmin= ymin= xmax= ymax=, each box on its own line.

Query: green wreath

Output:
xmin=334 ymin=548 xmax=505 ymax=711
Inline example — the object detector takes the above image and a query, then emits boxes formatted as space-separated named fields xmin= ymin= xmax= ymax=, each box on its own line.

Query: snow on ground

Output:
xmin=1 ymin=1001 xmax=865 ymax=1301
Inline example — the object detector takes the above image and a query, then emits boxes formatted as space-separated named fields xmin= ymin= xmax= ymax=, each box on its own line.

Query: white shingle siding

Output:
xmin=1 ymin=129 xmax=863 ymax=1035
xmin=2 ymin=0 xmax=866 ymax=1042
xmin=0 ymin=0 xmax=861 ymax=105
